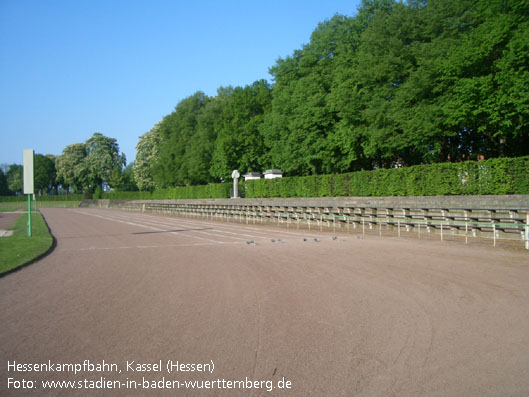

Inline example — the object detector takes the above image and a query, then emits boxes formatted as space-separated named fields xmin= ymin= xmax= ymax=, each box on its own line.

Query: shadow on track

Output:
xmin=132 ymin=228 xmax=213 ymax=235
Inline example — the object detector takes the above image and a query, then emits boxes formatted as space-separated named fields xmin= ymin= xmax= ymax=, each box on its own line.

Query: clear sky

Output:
xmin=0 ymin=0 xmax=361 ymax=167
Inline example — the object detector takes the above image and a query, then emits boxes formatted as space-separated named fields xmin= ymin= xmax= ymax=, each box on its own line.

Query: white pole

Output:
xmin=493 ymin=224 xmax=496 ymax=247
xmin=525 ymin=212 xmax=529 ymax=250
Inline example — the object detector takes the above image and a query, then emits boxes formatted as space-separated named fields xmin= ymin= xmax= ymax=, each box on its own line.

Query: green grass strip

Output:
xmin=0 ymin=211 xmax=54 ymax=276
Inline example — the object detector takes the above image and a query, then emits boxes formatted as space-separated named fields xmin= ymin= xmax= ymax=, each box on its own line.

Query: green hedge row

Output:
xmin=244 ymin=156 xmax=529 ymax=198
xmin=0 ymin=194 xmax=84 ymax=202
xmin=101 ymin=183 xmax=232 ymax=200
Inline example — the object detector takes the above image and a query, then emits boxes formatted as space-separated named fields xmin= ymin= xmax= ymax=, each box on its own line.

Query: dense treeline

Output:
xmin=135 ymin=82 xmax=273 ymax=190
xmin=134 ymin=0 xmax=529 ymax=190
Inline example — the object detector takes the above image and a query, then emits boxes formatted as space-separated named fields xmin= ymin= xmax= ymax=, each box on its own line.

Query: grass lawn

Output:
xmin=0 ymin=211 xmax=53 ymax=275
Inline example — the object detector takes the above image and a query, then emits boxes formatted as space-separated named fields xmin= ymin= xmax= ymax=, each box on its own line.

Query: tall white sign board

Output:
xmin=23 ymin=149 xmax=34 ymax=195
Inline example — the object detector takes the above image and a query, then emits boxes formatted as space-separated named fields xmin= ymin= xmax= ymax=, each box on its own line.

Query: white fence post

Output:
xmin=493 ymin=224 xmax=496 ymax=247
xmin=525 ymin=212 xmax=529 ymax=250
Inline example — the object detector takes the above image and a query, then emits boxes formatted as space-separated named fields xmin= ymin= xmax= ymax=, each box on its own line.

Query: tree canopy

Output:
xmin=135 ymin=0 xmax=528 ymax=189
xmin=55 ymin=133 xmax=126 ymax=194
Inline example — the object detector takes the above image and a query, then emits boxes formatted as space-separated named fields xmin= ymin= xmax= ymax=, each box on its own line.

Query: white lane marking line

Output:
xmin=71 ymin=210 xmax=225 ymax=244
xmin=104 ymin=212 xmax=262 ymax=242
xmin=59 ymin=241 xmax=242 ymax=252
xmin=151 ymin=214 xmax=320 ymax=238
xmin=106 ymin=210 xmax=321 ymax=240
xmin=98 ymin=212 xmax=241 ymax=243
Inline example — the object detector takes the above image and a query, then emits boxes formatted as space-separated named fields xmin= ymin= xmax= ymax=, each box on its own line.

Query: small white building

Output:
xmin=263 ymin=169 xmax=283 ymax=179
xmin=243 ymin=172 xmax=261 ymax=181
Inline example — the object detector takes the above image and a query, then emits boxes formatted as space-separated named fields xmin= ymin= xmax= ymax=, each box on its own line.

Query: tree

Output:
xmin=263 ymin=13 xmax=363 ymax=175
xmin=0 ymin=170 xmax=9 ymax=195
xmin=439 ymin=0 xmax=529 ymax=159
xmin=113 ymin=163 xmax=138 ymax=191
xmin=56 ymin=133 xmax=125 ymax=193
xmin=55 ymin=143 xmax=87 ymax=193
xmin=134 ymin=122 xmax=162 ymax=191
xmin=83 ymin=132 xmax=126 ymax=192
xmin=210 ymin=80 xmax=272 ymax=180
xmin=6 ymin=164 xmax=23 ymax=195
xmin=136 ymin=0 xmax=528 ymax=183
xmin=153 ymin=92 xmax=210 ymax=187
xmin=34 ymin=154 xmax=57 ymax=195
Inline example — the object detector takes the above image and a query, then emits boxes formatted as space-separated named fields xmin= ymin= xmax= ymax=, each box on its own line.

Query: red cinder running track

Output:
xmin=1 ymin=208 xmax=528 ymax=396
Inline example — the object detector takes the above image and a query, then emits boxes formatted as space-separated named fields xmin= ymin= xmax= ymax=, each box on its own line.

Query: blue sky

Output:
xmin=0 ymin=0 xmax=361 ymax=166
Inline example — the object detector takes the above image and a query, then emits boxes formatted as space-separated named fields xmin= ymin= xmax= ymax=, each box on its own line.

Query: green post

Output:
xmin=23 ymin=148 xmax=35 ymax=238
xmin=27 ymin=194 xmax=32 ymax=237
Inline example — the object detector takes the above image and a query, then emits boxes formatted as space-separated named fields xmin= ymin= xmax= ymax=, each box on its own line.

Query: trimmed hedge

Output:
xmin=101 ymin=183 xmax=232 ymax=200
xmin=244 ymin=156 xmax=529 ymax=198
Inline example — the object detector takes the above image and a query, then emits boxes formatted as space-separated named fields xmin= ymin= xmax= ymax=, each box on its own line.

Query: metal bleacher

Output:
xmin=110 ymin=200 xmax=529 ymax=248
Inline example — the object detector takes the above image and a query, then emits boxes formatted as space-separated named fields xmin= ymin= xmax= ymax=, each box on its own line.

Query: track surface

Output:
xmin=1 ymin=208 xmax=529 ymax=396
xmin=0 ymin=212 xmax=20 ymax=229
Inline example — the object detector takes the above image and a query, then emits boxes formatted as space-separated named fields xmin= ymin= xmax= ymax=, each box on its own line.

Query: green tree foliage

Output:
xmin=83 ymin=132 xmax=126 ymax=192
xmin=0 ymin=170 xmax=9 ymax=195
xmin=34 ymin=154 xmax=57 ymax=194
xmin=134 ymin=122 xmax=162 ymax=191
xmin=55 ymin=143 xmax=88 ymax=193
xmin=6 ymin=164 xmax=23 ymax=195
xmin=263 ymin=2 xmax=396 ymax=175
xmin=258 ymin=0 xmax=528 ymax=176
xmin=56 ymin=133 xmax=126 ymax=193
xmin=133 ymin=0 xmax=528 ymax=189
xmin=153 ymin=92 xmax=211 ymax=187
xmin=439 ymin=0 xmax=529 ymax=159
xmin=210 ymin=80 xmax=272 ymax=180
xmin=114 ymin=163 xmax=138 ymax=191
